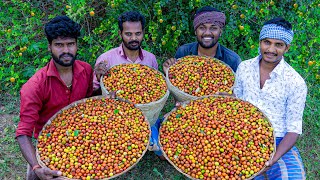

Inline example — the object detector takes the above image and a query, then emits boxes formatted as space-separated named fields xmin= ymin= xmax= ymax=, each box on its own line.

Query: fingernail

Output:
xmin=57 ymin=171 xmax=62 ymax=175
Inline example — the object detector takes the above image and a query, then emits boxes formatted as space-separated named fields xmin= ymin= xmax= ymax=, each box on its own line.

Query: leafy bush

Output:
xmin=0 ymin=1 xmax=319 ymax=178
xmin=0 ymin=1 xmax=319 ymax=94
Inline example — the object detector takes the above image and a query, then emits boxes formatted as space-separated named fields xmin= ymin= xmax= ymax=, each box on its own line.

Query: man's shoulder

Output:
xmin=241 ymin=57 xmax=256 ymax=65
xmin=177 ymin=42 xmax=197 ymax=51
xmin=237 ymin=57 xmax=257 ymax=71
xmin=141 ymin=48 xmax=156 ymax=58
xmin=219 ymin=44 xmax=241 ymax=60
xmin=175 ymin=42 xmax=197 ymax=58
xmin=74 ymin=60 xmax=92 ymax=69
xmin=97 ymin=47 xmax=119 ymax=58
xmin=283 ymin=61 xmax=306 ymax=87
xmin=32 ymin=64 xmax=50 ymax=80
xmin=21 ymin=65 xmax=48 ymax=91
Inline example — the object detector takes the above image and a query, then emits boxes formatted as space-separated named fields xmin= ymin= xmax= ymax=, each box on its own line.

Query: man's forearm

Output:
xmin=272 ymin=132 xmax=299 ymax=163
xmin=16 ymin=135 xmax=39 ymax=167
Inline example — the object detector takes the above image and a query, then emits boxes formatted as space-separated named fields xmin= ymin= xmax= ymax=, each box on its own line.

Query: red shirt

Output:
xmin=16 ymin=59 xmax=93 ymax=139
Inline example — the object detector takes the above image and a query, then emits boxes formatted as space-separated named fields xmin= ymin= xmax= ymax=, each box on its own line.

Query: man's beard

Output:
xmin=52 ymin=52 xmax=76 ymax=67
xmin=123 ymin=38 xmax=141 ymax=51
xmin=197 ymin=36 xmax=218 ymax=49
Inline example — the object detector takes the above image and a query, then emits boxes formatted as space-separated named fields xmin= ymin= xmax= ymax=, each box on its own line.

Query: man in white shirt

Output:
xmin=234 ymin=17 xmax=307 ymax=179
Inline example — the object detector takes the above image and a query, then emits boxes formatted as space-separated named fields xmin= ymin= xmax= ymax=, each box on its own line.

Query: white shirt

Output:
xmin=233 ymin=56 xmax=307 ymax=137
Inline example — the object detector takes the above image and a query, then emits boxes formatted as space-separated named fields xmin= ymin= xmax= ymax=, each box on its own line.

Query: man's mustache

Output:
xmin=59 ymin=53 xmax=74 ymax=59
xmin=128 ymin=41 xmax=140 ymax=45
xmin=264 ymin=52 xmax=277 ymax=56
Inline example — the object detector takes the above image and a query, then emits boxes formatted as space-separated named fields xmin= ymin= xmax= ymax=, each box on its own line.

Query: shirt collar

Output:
xmin=255 ymin=55 xmax=285 ymax=78
xmin=47 ymin=59 xmax=60 ymax=77
xmin=118 ymin=43 xmax=144 ymax=60
xmin=270 ymin=57 xmax=285 ymax=77
xmin=46 ymin=59 xmax=84 ymax=79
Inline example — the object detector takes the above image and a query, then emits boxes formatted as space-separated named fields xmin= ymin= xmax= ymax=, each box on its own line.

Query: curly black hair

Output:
xmin=118 ymin=11 xmax=146 ymax=32
xmin=194 ymin=6 xmax=221 ymax=20
xmin=45 ymin=15 xmax=81 ymax=44
xmin=264 ymin=17 xmax=292 ymax=30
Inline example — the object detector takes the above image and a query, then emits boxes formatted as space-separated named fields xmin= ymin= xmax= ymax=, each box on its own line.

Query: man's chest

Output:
xmin=242 ymin=72 xmax=288 ymax=108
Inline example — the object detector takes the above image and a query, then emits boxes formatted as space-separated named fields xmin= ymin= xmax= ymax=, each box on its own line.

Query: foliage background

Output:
xmin=0 ymin=0 xmax=319 ymax=179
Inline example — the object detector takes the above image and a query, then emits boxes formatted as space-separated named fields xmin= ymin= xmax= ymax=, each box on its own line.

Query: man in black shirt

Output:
xmin=163 ymin=6 xmax=241 ymax=73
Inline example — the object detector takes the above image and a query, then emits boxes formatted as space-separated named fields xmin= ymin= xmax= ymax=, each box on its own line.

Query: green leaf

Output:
xmin=30 ymin=43 xmax=40 ymax=53
xmin=153 ymin=168 xmax=163 ymax=178
xmin=74 ymin=130 xmax=79 ymax=136
xmin=22 ymin=66 xmax=36 ymax=78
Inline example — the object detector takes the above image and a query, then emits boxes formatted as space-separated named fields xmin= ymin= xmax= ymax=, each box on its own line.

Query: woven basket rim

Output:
xmin=36 ymin=95 xmax=151 ymax=180
xmin=100 ymin=63 xmax=170 ymax=106
xmin=159 ymin=95 xmax=276 ymax=180
xmin=165 ymin=55 xmax=236 ymax=99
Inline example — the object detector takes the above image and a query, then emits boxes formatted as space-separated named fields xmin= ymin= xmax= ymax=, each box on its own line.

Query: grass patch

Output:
xmin=113 ymin=151 xmax=187 ymax=180
xmin=0 ymin=93 xmax=25 ymax=179
xmin=0 ymin=92 xmax=20 ymax=115
xmin=296 ymin=77 xmax=320 ymax=179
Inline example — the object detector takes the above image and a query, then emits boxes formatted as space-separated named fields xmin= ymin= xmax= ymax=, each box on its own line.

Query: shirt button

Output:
xmin=66 ymin=90 xmax=69 ymax=93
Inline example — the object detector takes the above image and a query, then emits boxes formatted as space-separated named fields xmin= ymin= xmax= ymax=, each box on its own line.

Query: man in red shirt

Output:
xmin=15 ymin=16 xmax=93 ymax=180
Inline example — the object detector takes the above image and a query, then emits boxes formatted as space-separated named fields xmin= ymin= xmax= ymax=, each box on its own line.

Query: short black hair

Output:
xmin=194 ymin=6 xmax=221 ymax=20
xmin=45 ymin=16 xmax=81 ymax=44
xmin=118 ymin=11 xmax=146 ymax=32
xmin=263 ymin=17 xmax=292 ymax=31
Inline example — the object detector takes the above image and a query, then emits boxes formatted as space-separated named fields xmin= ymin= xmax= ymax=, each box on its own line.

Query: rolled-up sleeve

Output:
xmin=16 ymin=81 xmax=43 ymax=138
xmin=285 ymin=81 xmax=307 ymax=134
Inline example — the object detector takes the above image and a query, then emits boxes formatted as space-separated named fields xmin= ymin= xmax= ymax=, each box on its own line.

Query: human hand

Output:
xmin=94 ymin=60 xmax=108 ymax=81
xmin=34 ymin=167 xmax=63 ymax=180
xmin=258 ymin=159 xmax=275 ymax=175
xmin=162 ymin=58 xmax=176 ymax=74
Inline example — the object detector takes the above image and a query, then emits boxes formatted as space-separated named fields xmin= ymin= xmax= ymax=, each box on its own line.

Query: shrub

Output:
xmin=0 ymin=0 xmax=319 ymax=93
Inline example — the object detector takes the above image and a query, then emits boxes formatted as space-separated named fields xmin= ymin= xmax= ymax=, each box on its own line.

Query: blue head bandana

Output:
xmin=259 ymin=24 xmax=294 ymax=45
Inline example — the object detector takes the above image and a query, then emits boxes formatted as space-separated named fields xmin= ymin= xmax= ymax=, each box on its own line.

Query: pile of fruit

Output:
xmin=160 ymin=96 xmax=275 ymax=180
xmin=37 ymin=98 xmax=150 ymax=180
xmin=102 ymin=64 xmax=167 ymax=104
xmin=168 ymin=56 xmax=234 ymax=96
